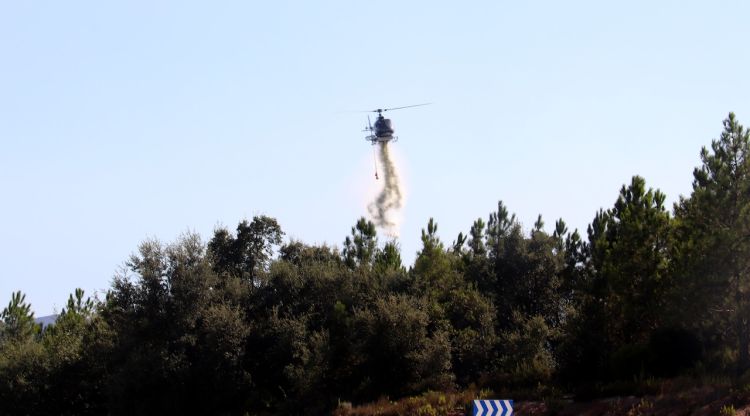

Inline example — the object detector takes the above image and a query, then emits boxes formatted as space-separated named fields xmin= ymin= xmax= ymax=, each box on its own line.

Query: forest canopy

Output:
xmin=2 ymin=113 xmax=750 ymax=415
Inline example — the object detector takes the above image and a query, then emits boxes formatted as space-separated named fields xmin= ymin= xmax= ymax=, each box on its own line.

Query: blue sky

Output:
xmin=2 ymin=1 xmax=749 ymax=315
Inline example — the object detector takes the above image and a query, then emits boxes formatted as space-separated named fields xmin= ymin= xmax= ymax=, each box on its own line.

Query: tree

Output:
xmin=487 ymin=206 xmax=564 ymax=329
xmin=208 ymin=215 xmax=284 ymax=284
xmin=104 ymin=232 xmax=252 ymax=415
xmin=351 ymin=294 xmax=453 ymax=400
xmin=40 ymin=289 xmax=109 ymax=415
xmin=594 ymin=176 xmax=672 ymax=345
xmin=412 ymin=218 xmax=462 ymax=295
xmin=554 ymin=218 xmax=586 ymax=310
xmin=674 ymin=112 xmax=750 ymax=373
xmin=0 ymin=292 xmax=45 ymax=415
xmin=0 ymin=291 xmax=38 ymax=343
xmin=561 ymin=177 xmax=672 ymax=381
xmin=460 ymin=218 xmax=494 ymax=295
xmin=373 ymin=240 xmax=403 ymax=274
xmin=343 ymin=217 xmax=378 ymax=269
xmin=445 ymin=287 xmax=497 ymax=386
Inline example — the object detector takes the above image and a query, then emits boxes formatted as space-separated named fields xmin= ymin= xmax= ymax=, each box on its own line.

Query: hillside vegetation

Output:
xmin=3 ymin=114 xmax=750 ymax=415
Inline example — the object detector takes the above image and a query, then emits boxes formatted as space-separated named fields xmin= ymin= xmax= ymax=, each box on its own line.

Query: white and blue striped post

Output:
xmin=472 ymin=399 xmax=513 ymax=416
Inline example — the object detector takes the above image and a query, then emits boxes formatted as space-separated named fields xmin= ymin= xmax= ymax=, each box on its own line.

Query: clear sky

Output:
xmin=2 ymin=1 xmax=750 ymax=315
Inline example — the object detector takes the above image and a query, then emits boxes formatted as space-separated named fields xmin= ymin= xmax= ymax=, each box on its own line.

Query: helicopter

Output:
xmin=363 ymin=103 xmax=430 ymax=179
xmin=363 ymin=103 xmax=430 ymax=145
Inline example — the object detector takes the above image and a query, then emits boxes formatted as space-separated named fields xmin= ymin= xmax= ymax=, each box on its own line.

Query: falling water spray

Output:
xmin=368 ymin=141 xmax=404 ymax=236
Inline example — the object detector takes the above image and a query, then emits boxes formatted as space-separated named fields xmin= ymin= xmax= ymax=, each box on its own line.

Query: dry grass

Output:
xmin=332 ymin=390 xmax=479 ymax=416
xmin=332 ymin=377 xmax=750 ymax=416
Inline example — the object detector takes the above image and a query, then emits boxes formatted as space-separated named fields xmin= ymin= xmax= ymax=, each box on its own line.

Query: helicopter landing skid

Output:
xmin=365 ymin=135 xmax=398 ymax=145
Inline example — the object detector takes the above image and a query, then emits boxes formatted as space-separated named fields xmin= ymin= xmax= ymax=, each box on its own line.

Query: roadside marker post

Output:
xmin=472 ymin=399 xmax=513 ymax=416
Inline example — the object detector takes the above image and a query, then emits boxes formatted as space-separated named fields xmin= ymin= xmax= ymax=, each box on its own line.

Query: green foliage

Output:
xmin=208 ymin=215 xmax=283 ymax=283
xmin=647 ymin=327 xmax=702 ymax=377
xmin=373 ymin=240 xmax=403 ymax=274
xmin=0 ymin=289 xmax=108 ymax=415
xmin=502 ymin=313 xmax=556 ymax=386
xmin=445 ymin=287 xmax=497 ymax=385
xmin=561 ymin=176 xmax=674 ymax=382
xmin=1 ymin=291 xmax=39 ymax=343
xmin=603 ymin=176 xmax=671 ymax=342
xmin=413 ymin=218 xmax=463 ymax=297
xmin=674 ymin=113 xmax=750 ymax=374
xmin=103 ymin=233 xmax=253 ymax=415
xmin=5 ymin=113 xmax=750 ymax=414
xmin=351 ymin=294 xmax=454 ymax=400
xmin=0 ymin=334 xmax=47 ymax=415
xmin=343 ymin=217 xmax=378 ymax=269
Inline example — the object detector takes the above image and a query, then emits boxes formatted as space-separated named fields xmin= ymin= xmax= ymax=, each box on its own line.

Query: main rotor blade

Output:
xmin=358 ymin=103 xmax=432 ymax=113
xmin=382 ymin=102 xmax=431 ymax=112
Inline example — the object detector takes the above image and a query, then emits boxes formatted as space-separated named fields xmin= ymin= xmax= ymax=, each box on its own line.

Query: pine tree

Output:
xmin=0 ymin=291 xmax=38 ymax=343
xmin=342 ymin=217 xmax=377 ymax=269
xmin=596 ymin=176 xmax=672 ymax=345
xmin=674 ymin=113 xmax=750 ymax=373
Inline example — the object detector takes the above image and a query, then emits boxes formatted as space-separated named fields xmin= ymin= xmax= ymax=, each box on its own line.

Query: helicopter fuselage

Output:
xmin=363 ymin=103 xmax=429 ymax=145
xmin=365 ymin=114 xmax=397 ymax=145
xmin=373 ymin=115 xmax=394 ymax=137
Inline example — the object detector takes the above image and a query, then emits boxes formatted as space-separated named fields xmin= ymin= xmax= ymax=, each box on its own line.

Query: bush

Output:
xmin=501 ymin=314 xmax=556 ymax=387
xmin=647 ymin=327 xmax=702 ymax=377
xmin=611 ymin=343 xmax=649 ymax=380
